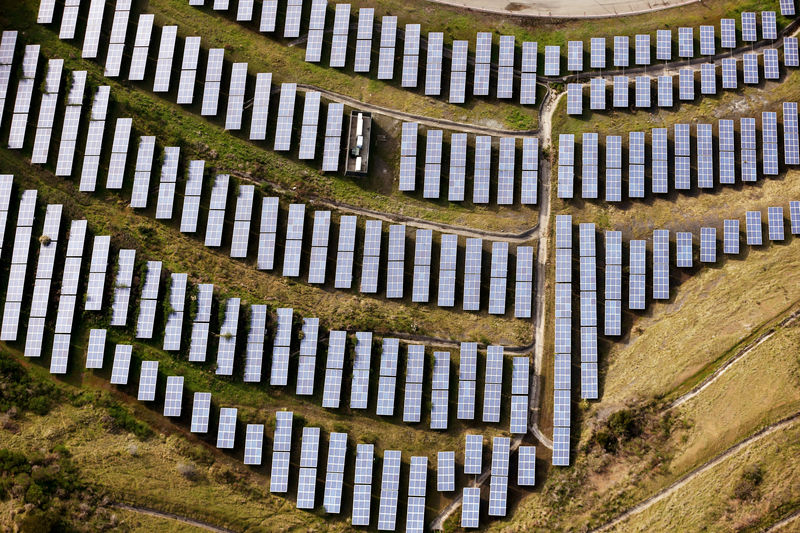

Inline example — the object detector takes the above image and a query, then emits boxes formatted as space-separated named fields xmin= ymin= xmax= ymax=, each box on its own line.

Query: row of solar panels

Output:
xmin=562 ymin=204 xmax=800 ymax=340
xmin=565 ymin=44 xmax=799 ymax=115
xmin=0 ymin=32 xmax=351 ymax=173
xmin=545 ymin=11 xmax=788 ymax=77
xmin=187 ymin=0 xmax=797 ymax=97
xmin=552 ymin=215 xmax=572 ymax=467
xmin=557 ymin=104 xmax=800 ymax=201
xmin=397 ymin=124 xmax=539 ymax=205
xmin=92 ymin=336 xmax=536 ymax=529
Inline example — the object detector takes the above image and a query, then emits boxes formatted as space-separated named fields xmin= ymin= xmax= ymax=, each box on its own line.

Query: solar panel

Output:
xmin=273 ymin=411 xmax=293 ymax=452
xmin=105 ymin=1 xmax=132 ymax=73
xmin=635 ymin=34 xmax=650 ymax=65
xmin=274 ymin=83 xmax=297 ymax=151
xmin=762 ymin=11 xmax=777 ymax=40
xmin=589 ymin=37 xmax=606 ymax=69
xmin=654 ymin=29 xmax=671 ymax=61
xmin=719 ymin=19 xmax=736 ymax=50
xmin=698 ymin=25 xmax=715 ymax=56
xmin=422 ymin=32 xmax=443 ymax=95
xmin=329 ymin=3 xmax=352 ymax=68
xmin=613 ymin=76 xmax=629 ymax=108
xmin=544 ymin=45 xmax=560 ymax=76
xmin=746 ymin=211 xmax=763 ymax=246
xmin=785 ymin=37 xmax=800 ymax=68
xmin=377 ymin=17 xmax=398 ymax=80
xmin=110 ymin=344 xmax=133 ymax=385
xmin=110 ymin=249 xmax=136 ymax=327
xmin=724 ymin=219 xmax=740 ymax=254
xmin=152 ymin=26 xmax=177 ymax=93
xmin=189 ymin=392 xmax=212 ymax=433
xmin=488 ymin=241 xmax=509 ymax=314
xmin=461 ymin=487 xmax=480 ymax=528
xmin=781 ymin=0 xmax=796 ymax=16
xmin=675 ymin=232 xmax=692 ymax=267
xmin=699 ymin=63 xmax=716 ymax=95
xmin=743 ymin=53 xmax=760 ymax=85
xmin=323 ymin=432 xmax=347 ymax=512
xmin=463 ymin=238 xmax=482 ymax=311
xmin=353 ymin=9 xmax=374 ymax=72
xmin=305 ymin=0 xmax=327 ymax=63
xmin=517 ymin=445 xmax=536 ymax=486
xmin=85 ymin=329 xmax=107 ymax=369
xmin=613 ymin=36 xmax=629 ymax=67
xmin=567 ymin=83 xmax=582 ymax=115
xmin=137 ymin=360 xmax=159 ymax=401
xmin=283 ymin=0 xmax=302 ymax=37
xmin=768 ymin=206 xmax=784 ymax=241
xmin=635 ymin=76 xmax=650 ymax=108
xmin=473 ymin=135 xmax=492 ymax=203
xmin=567 ymin=40 xmax=583 ymax=71
xmin=553 ymin=426 xmax=570 ymax=466
xmin=590 ymin=77 xmax=606 ymax=111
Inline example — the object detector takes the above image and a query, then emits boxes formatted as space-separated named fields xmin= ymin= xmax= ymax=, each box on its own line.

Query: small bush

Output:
xmin=608 ymin=409 xmax=640 ymax=439
xmin=106 ymin=405 xmax=153 ymax=440
xmin=733 ymin=464 xmax=764 ymax=501
xmin=177 ymin=462 xmax=198 ymax=481
xmin=594 ymin=429 xmax=618 ymax=453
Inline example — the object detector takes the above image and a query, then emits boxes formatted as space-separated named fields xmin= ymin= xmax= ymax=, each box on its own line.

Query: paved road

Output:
xmin=422 ymin=0 xmax=698 ymax=19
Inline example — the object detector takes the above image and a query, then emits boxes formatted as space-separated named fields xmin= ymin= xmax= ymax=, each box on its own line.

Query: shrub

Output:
xmin=106 ymin=405 xmax=153 ymax=440
xmin=733 ymin=464 xmax=764 ymax=501
xmin=594 ymin=430 xmax=618 ymax=453
xmin=608 ymin=409 xmax=640 ymax=439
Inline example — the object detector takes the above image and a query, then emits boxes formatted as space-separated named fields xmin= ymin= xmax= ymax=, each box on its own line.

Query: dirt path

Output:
xmin=763 ymin=508 xmax=800 ymax=532
xmin=670 ymin=307 xmax=800 ymax=410
xmin=422 ymin=0 xmax=697 ymax=19
xmin=591 ymin=411 xmax=800 ymax=532
xmin=112 ymin=503 xmax=236 ymax=533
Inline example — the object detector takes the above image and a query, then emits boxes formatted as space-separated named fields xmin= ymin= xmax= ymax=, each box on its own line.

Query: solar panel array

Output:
xmin=291 ymin=317 xmax=319 ymax=395
xmin=0 ymin=32 xmax=17 ymax=128
xmin=629 ymin=132 xmax=645 ymax=197
xmin=354 ymin=8 xmax=374 ymax=73
xmin=225 ymin=63 xmax=248 ymax=130
xmin=332 ymin=214 xmax=356 ymax=289
xmin=786 ymin=102 xmax=800 ymax=165
xmin=579 ymin=223 xmax=598 ymax=399
xmin=229 ymin=185 xmax=254 ymax=258
xmin=520 ymin=41 xmax=537 ymax=105
xmin=153 ymin=26 xmax=178 ymax=93
xmin=412 ymin=229 xmax=432 ymax=302
xmin=515 ymin=245 xmax=534 ymax=318
xmin=52 ymin=70 xmax=85 ymax=173
xmin=305 ymin=0 xmax=327 ymax=63
xmin=154 ymin=146 xmax=180 ymax=219
xmin=482 ymin=345 xmax=503 ymax=423
xmin=403 ymin=344 xmax=424 ymax=423
xmin=322 ymin=330 xmax=346 ymax=408
xmin=456 ymin=342 xmax=477 ymax=420
xmin=581 ymin=133 xmax=598 ymax=198
xmin=270 ymin=411 xmax=293 ymax=492
xmin=386 ymin=225 xmax=405 ymax=298
xmin=30 ymin=58 xmax=62 ymax=164
xmin=376 ymin=337 xmax=398 ymax=415
xmin=215 ymin=298 xmax=240 ymax=375
xmin=216 ymin=407 xmax=237 ymax=449
xmin=430 ymin=351 xmax=450 ymax=429
xmin=321 ymin=103 xmax=344 ymax=171
xmin=438 ymin=233 xmax=457 ymax=306
xmin=241 ymin=304 xmax=267 ymax=382
xmin=162 ymin=273 xmax=188 ymax=351
xmin=274 ymin=83 xmax=297 ymax=151
xmin=473 ymin=32 xmax=492 ymax=95
xmin=241 ymin=70 xmax=266 ymax=136
xmin=746 ymin=210 xmax=763 ymax=245
xmin=60 ymin=0 xmax=80 ymax=39
xmin=402 ymin=24 xmax=420 ymax=88
xmin=473 ymin=136 xmax=491 ymax=203
xmin=423 ymin=130 xmax=443 ymax=198
xmin=488 ymin=241 xmax=509 ymax=314
xmin=510 ymin=357 xmax=529 ymax=433
xmin=204 ymin=174 xmax=229 ymax=247
xmin=323 ymin=432 xmax=347 ymax=512
xmin=567 ymin=83 xmax=582 ymax=115
xmin=136 ymin=261 xmax=162 ymax=339
xmin=189 ymin=283 xmax=214 ymax=361
xmin=604 ymin=230 xmax=622 ymax=336
xmin=558 ymin=134 xmax=574 ymax=199
xmin=80 ymin=0 xmax=107 ymax=59
xmin=406 ymin=456 xmax=427 ymax=532
xmin=85 ymin=329 xmax=106 ymax=369
xmin=497 ymin=35 xmax=514 ymax=99
xmin=449 ymin=40 xmax=467 ymax=104
xmin=105 ymin=118 xmax=132 ymax=190
xmin=360 ymin=219 xmax=381 ymax=293
xmin=24 ymin=204 xmax=61 ymax=359
xmin=282 ymin=203 xmax=305 ymax=276
xmin=463 ymin=238 xmax=482 ymax=311
xmin=128 ymin=15 xmax=154 ymax=80
xmin=697 ymin=123 xmax=714 ymax=188
xmin=613 ymin=76 xmax=628 ymax=108
xmin=488 ymin=437 xmax=510 ymax=516
xmin=284 ymin=0 xmax=302 ymax=38
xmin=190 ymin=392 xmax=212 ymax=433
xmin=110 ymin=344 xmax=133 ymax=384
xmin=51 ymin=218 xmax=87 ymax=372
xmin=298 ymin=91 xmax=322 ymax=158
xmin=399 ymin=122 xmax=417 ymax=191
xmin=378 ymin=17 xmax=397 ymax=80
xmin=425 ymin=32 xmax=443 ymax=96
xmin=79 ymin=86 xmax=111 ymax=192
xmin=554 ymin=214 xmax=571 ymax=466
xmin=130 ymin=137 xmax=156 ymax=206
xmin=137 ymin=360 xmax=159 ymax=401
xmin=635 ymin=76 xmax=650 ymax=108
xmin=329 ymin=4 xmax=350 ymax=68
xmin=201 ymin=48 xmax=224 ymax=116
xmin=8 ymin=45 xmax=39 ymax=150
xmin=763 ymin=112 xmax=779 ymax=176
xmin=296 ymin=426 xmax=319 ymax=507
xmin=257 ymin=197 xmax=279 ymax=270
xmin=653 ymin=229 xmax=669 ymax=300
xmin=378 ymin=449 xmax=401 ymax=529
xmin=349 ymin=331 xmax=372 ymax=409
xmin=352 ymin=443 xmax=374 ymax=525
xmin=110 ymin=249 xmax=135 ymax=327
